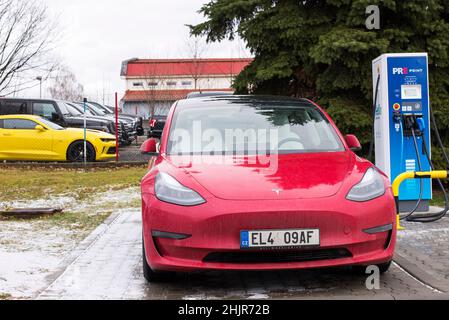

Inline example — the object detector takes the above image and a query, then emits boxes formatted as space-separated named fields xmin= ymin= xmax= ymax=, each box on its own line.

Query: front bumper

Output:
xmin=96 ymin=141 xmax=117 ymax=161
xmin=142 ymin=193 xmax=397 ymax=272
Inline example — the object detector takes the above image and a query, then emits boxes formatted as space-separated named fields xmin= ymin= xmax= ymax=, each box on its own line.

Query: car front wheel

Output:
xmin=142 ymin=237 xmax=173 ymax=283
xmin=66 ymin=141 xmax=96 ymax=162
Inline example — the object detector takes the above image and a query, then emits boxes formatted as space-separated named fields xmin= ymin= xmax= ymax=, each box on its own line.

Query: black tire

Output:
xmin=142 ymin=237 xmax=172 ymax=283
xmin=66 ymin=141 xmax=96 ymax=162
xmin=351 ymin=260 xmax=392 ymax=275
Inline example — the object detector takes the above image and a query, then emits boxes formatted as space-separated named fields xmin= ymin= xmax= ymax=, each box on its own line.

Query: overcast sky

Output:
xmin=24 ymin=0 xmax=250 ymax=104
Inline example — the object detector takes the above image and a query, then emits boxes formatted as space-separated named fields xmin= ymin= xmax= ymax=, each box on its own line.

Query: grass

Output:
xmin=0 ymin=166 xmax=148 ymax=202
xmin=431 ymin=190 xmax=447 ymax=207
xmin=42 ymin=211 xmax=113 ymax=231
xmin=0 ymin=293 xmax=12 ymax=300
xmin=0 ymin=166 xmax=146 ymax=233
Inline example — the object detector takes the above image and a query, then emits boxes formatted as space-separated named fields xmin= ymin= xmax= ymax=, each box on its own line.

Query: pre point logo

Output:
xmin=393 ymin=67 xmax=408 ymax=75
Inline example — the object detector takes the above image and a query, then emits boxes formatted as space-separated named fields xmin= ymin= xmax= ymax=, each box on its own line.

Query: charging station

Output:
xmin=372 ymin=53 xmax=431 ymax=212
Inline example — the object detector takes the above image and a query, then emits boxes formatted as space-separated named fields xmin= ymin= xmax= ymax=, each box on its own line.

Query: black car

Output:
xmin=64 ymin=102 xmax=131 ymax=147
xmin=148 ymin=112 xmax=168 ymax=138
xmin=0 ymin=98 xmax=114 ymax=134
xmin=88 ymin=101 xmax=144 ymax=136
xmin=73 ymin=102 xmax=137 ymax=145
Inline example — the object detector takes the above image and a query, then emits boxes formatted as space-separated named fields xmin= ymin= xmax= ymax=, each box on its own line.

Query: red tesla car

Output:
xmin=141 ymin=95 xmax=396 ymax=282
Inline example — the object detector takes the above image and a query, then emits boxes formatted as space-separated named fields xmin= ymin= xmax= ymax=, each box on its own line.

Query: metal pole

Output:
xmin=39 ymin=80 xmax=42 ymax=99
xmin=115 ymin=92 xmax=119 ymax=162
xmin=83 ymin=98 xmax=87 ymax=164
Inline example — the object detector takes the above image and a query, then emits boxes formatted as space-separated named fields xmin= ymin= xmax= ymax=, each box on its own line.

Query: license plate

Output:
xmin=240 ymin=229 xmax=320 ymax=248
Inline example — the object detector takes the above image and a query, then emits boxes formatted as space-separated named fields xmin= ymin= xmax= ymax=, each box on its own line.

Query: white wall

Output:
xmin=126 ymin=76 xmax=233 ymax=91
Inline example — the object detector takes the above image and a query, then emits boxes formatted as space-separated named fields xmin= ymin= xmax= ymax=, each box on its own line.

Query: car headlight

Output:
xmin=346 ymin=167 xmax=386 ymax=202
xmin=101 ymin=138 xmax=116 ymax=143
xmin=155 ymin=172 xmax=206 ymax=206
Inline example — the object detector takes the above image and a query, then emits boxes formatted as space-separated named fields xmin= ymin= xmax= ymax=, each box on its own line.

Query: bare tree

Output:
xmin=48 ymin=65 xmax=84 ymax=101
xmin=139 ymin=59 xmax=176 ymax=118
xmin=185 ymin=36 xmax=209 ymax=90
xmin=0 ymin=0 xmax=58 ymax=96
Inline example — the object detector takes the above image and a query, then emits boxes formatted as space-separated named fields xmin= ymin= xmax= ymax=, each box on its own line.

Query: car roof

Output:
xmin=176 ymin=95 xmax=314 ymax=109
xmin=186 ymin=91 xmax=233 ymax=99
xmin=0 ymin=97 xmax=64 ymax=103
xmin=0 ymin=114 xmax=41 ymax=120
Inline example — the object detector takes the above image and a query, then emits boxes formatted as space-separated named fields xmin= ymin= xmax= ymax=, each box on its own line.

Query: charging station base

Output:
xmin=399 ymin=200 xmax=430 ymax=213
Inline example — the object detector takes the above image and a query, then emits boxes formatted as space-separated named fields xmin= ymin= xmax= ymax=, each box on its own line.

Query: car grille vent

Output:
xmin=203 ymin=248 xmax=352 ymax=264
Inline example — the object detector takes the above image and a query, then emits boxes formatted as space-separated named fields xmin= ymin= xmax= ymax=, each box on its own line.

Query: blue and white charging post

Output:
xmin=372 ymin=53 xmax=432 ymax=212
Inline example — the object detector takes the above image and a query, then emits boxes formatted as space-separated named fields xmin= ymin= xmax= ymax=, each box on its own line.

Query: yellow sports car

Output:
xmin=0 ymin=115 xmax=117 ymax=162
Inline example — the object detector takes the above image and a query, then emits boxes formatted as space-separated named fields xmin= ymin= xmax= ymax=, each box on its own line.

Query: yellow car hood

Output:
xmin=64 ymin=128 xmax=116 ymax=139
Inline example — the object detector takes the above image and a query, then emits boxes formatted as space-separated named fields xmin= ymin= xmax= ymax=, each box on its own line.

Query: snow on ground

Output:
xmin=0 ymin=187 xmax=140 ymax=299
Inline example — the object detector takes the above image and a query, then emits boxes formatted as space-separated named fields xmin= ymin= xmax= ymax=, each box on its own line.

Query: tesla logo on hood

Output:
xmin=272 ymin=188 xmax=282 ymax=196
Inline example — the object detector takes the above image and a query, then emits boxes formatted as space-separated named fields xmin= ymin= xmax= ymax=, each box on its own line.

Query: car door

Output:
xmin=0 ymin=100 xmax=28 ymax=115
xmin=31 ymin=101 xmax=62 ymax=125
xmin=0 ymin=118 xmax=54 ymax=160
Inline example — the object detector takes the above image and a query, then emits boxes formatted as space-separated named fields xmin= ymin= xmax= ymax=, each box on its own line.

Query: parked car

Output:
xmin=0 ymin=115 xmax=116 ymax=162
xmin=87 ymin=101 xmax=144 ymax=136
xmin=0 ymin=98 xmax=114 ymax=134
xmin=65 ymin=102 xmax=131 ymax=147
xmin=147 ymin=109 xmax=170 ymax=139
xmin=140 ymin=95 xmax=396 ymax=282
xmin=186 ymin=91 xmax=233 ymax=99
xmin=73 ymin=102 xmax=136 ymax=145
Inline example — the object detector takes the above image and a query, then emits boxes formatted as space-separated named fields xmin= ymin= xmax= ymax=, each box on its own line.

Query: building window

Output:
xmin=181 ymin=81 xmax=192 ymax=86
xmin=133 ymin=82 xmax=143 ymax=87
xmin=148 ymin=81 xmax=158 ymax=87
xmin=166 ymin=81 xmax=177 ymax=86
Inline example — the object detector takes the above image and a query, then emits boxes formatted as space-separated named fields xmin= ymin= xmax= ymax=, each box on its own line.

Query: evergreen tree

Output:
xmin=191 ymin=0 xmax=449 ymax=162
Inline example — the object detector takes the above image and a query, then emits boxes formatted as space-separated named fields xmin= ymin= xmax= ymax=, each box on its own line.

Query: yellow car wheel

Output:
xmin=66 ymin=140 xmax=96 ymax=162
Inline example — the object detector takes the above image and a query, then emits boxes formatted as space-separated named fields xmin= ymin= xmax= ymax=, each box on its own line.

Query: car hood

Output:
xmin=64 ymin=128 xmax=116 ymax=139
xmin=167 ymin=152 xmax=354 ymax=200
xmin=102 ymin=114 xmax=133 ymax=123
xmin=66 ymin=115 xmax=110 ymax=125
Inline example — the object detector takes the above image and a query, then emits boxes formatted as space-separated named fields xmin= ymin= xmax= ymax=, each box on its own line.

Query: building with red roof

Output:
xmin=120 ymin=58 xmax=252 ymax=118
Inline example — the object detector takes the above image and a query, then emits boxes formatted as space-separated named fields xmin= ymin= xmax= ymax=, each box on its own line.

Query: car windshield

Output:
xmin=73 ymin=103 xmax=96 ymax=116
xmin=92 ymin=103 xmax=113 ymax=114
xmin=86 ymin=103 xmax=106 ymax=116
xmin=64 ymin=103 xmax=82 ymax=116
xmin=167 ymin=104 xmax=344 ymax=155
xmin=38 ymin=117 xmax=64 ymax=130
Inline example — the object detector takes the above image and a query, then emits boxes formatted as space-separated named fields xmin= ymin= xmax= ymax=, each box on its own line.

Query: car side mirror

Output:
xmin=140 ymin=138 xmax=159 ymax=155
xmin=51 ymin=112 xmax=60 ymax=122
xmin=345 ymin=134 xmax=362 ymax=152
xmin=35 ymin=125 xmax=45 ymax=131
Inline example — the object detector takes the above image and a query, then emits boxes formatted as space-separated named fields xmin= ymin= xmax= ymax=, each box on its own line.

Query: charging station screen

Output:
xmin=401 ymin=84 xmax=422 ymax=100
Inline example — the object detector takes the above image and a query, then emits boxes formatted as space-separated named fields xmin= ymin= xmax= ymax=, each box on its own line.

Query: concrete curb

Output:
xmin=394 ymin=248 xmax=449 ymax=293
xmin=0 ymin=161 xmax=148 ymax=169
xmin=33 ymin=211 xmax=125 ymax=299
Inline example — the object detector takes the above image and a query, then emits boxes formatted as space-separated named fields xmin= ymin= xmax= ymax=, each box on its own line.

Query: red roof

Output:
xmin=122 ymin=89 xmax=234 ymax=102
xmin=122 ymin=58 xmax=253 ymax=77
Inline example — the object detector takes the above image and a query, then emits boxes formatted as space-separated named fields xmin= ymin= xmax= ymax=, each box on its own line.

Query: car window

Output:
xmin=168 ymin=104 xmax=344 ymax=155
xmin=0 ymin=119 xmax=3 ymax=128
xmin=65 ymin=103 xmax=82 ymax=116
xmin=37 ymin=117 xmax=64 ymax=130
xmin=32 ymin=102 xmax=57 ymax=119
xmin=86 ymin=103 xmax=106 ymax=116
xmin=3 ymin=119 xmax=38 ymax=130
xmin=0 ymin=101 xmax=27 ymax=115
